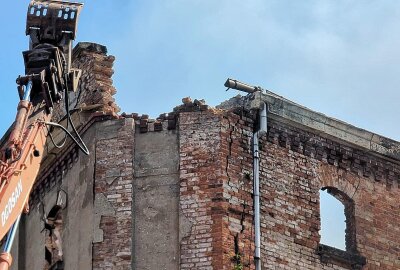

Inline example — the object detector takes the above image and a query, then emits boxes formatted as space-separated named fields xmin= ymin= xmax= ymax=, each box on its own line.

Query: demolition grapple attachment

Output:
xmin=21 ymin=0 xmax=84 ymax=112
xmin=26 ymin=0 xmax=83 ymax=45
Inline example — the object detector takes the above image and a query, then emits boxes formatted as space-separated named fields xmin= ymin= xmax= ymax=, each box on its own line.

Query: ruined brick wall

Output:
xmin=179 ymin=111 xmax=222 ymax=269
xmin=93 ymin=118 xmax=134 ymax=270
xmin=72 ymin=43 xmax=120 ymax=113
xmin=179 ymin=110 xmax=255 ymax=270
xmin=257 ymin=118 xmax=400 ymax=269
xmin=11 ymin=43 xmax=129 ymax=270
xmin=52 ymin=42 xmax=119 ymax=122
xmin=219 ymin=112 xmax=255 ymax=270
xmin=178 ymin=105 xmax=400 ymax=270
xmin=12 ymin=40 xmax=400 ymax=270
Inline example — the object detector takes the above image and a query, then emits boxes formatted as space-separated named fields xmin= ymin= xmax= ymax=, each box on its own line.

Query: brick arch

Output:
xmin=316 ymin=163 xmax=360 ymax=253
xmin=317 ymin=163 xmax=359 ymax=199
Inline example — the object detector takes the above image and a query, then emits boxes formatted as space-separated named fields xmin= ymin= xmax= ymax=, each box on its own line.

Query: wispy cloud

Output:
xmin=105 ymin=1 xmax=400 ymax=140
xmin=1 ymin=1 xmax=400 ymax=140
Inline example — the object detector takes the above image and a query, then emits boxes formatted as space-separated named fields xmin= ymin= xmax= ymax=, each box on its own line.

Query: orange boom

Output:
xmin=0 ymin=1 xmax=85 ymax=269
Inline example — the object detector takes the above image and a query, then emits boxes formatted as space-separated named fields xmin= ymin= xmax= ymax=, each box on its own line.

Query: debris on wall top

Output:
xmin=50 ymin=41 xmax=400 ymax=162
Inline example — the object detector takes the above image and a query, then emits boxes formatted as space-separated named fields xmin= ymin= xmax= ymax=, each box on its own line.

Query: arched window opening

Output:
xmin=319 ymin=187 xmax=356 ymax=253
xmin=44 ymin=205 xmax=64 ymax=270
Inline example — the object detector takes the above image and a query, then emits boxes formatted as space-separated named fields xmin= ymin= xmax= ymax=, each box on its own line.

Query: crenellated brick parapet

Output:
xmin=120 ymin=97 xmax=214 ymax=133
xmin=121 ymin=113 xmax=176 ymax=133
xmin=266 ymin=119 xmax=400 ymax=188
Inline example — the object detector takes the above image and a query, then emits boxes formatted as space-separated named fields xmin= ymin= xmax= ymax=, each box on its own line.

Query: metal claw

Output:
xmin=26 ymin=0 xmax=83 ymax=42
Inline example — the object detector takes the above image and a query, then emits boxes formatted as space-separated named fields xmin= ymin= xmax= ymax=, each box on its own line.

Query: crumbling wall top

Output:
xmin=73 ymin=42 xmax=108 ymax=58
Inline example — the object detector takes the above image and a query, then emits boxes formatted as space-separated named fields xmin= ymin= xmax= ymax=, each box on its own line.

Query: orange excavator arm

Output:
xmin=0 ymin=86 xmax=51 ymax=269
xmin=0 ymin=1 xmax=84 ymax=269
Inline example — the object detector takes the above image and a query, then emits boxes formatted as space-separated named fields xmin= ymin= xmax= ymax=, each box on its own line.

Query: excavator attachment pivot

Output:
xmin=24 ymin=0 xmax=84 ymax=102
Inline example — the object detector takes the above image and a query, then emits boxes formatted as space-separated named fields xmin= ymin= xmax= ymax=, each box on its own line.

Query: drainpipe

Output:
xmin=222 ymin=78 xmax=267 ymax=269
xmin=254 ymin=102 xmax=267 ymax=270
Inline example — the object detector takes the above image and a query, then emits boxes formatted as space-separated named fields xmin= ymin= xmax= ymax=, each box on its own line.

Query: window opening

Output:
xmin=319 ymin=187 xmax=357 ymax=253
xmin=44 ymin=205 xmax=63 ymax=270
xmin=319 ymin=189 xmax=346 ymax=250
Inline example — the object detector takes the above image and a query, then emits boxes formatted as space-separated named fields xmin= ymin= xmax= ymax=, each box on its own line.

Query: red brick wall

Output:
xmin=27 ymin=40 xmax=400 ymax=269
xmin=179 ymin=109 xmax=400 ymax=270
xmin=219 ymin=112 xmax=255 ymax=270
xmin=179 ymin=111 xmax=222 ymax=269
xmin=179 ymin=110 xmax=255 ymax=270
xmin=258 ymin=119 xmax=400 ymax=269
xmin=93 ymin=119 xmax=134 ymax=270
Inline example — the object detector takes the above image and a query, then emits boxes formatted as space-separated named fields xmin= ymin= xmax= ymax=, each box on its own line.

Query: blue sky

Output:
xmin=1 ymin=0 xmax=399 ymax=250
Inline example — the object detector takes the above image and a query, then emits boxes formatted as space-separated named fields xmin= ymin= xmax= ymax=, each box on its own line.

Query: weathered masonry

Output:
xmin=9 ymin=43 xmax=400 ymax=270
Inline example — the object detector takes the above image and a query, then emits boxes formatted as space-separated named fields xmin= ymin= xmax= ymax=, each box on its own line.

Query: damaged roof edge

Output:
xmin=245 ymin=91 xmax=400 ymax=161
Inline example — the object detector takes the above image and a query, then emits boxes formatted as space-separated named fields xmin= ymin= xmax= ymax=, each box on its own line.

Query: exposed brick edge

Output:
xmin=92 ymin=118 xmax=134 ymax=269
xmin=178 ymin=109 xmax=256 ymax=269
xmin=179 ymin=111 xmax=222 ymax=269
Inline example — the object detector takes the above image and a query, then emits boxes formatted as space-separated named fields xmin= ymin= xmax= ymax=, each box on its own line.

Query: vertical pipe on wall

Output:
xmin=253 ymin=133 xmax=261 ymax=270
xmin=254 ymin=103 xmax=267 ymax=270
xmin=259 ymin=103 xmax=267 ymax=134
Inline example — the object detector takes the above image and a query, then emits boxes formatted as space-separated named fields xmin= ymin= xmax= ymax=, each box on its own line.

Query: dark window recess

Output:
xmin=44 ymin=205 xmax=63 ymax=270
xmin=45 ymin=247 xmax=52 ymax=265
xmin=49 ymin=261 xmax=64 ymax=270
xmin=318 ymin=187 xmax=366 ymax=269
